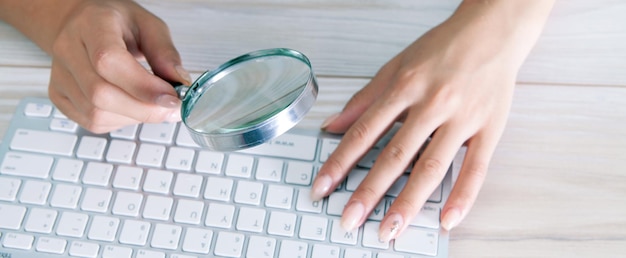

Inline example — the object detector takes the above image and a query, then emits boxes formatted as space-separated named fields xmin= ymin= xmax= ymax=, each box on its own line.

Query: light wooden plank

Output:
xmin=1 ymin=0 xmax=625 ymax=86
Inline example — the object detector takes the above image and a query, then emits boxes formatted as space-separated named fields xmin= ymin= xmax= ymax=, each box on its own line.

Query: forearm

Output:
xmin=0 ymin=0 xmax=84 ymax=54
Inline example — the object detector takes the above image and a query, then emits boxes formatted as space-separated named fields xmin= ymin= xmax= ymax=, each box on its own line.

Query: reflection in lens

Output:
xmin=185 ymin=55 xmax=310 ymax=134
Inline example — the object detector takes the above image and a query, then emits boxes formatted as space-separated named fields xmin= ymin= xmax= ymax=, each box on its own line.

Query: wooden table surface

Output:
xmin=1 ymin=1 xmax=625 ymax=257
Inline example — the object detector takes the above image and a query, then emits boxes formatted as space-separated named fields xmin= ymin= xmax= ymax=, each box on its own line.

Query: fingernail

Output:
xmin=166 ymin=110 xmax=181 ymax=123
xmin=310 ymin=174 xmax=332 ymax=201
xmin=155 ymin=94 xmax=180 ymax=108
xmin=341 ymin=201 xmax=365 ymax=231
xmin=379 ymin=212 xmax=404 ymax=242
xmin=175 ymin=65 xmax=192 ymax=85
xmin=441 ymin=208 xmax=462 ymax=231
xmin=320 ymin=113 xmax=340 ymax=130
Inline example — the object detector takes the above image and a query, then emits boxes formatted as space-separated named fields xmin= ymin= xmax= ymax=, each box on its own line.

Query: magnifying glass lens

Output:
xmin=186 ymin=56 xmax=309 ymax=133
xmin=180 ymin=48 xmax=318 ymax=151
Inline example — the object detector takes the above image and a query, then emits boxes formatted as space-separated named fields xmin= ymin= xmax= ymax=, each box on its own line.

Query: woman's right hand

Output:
xmin=47 ymin=0 xmax=191 ymax=133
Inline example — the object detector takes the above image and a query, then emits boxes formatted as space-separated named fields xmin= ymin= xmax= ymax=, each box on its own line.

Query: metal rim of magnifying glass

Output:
xmin=176 ymin=48 xmax=318 ymax=151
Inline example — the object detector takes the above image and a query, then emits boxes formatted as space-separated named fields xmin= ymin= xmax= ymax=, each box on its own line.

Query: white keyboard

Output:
xmin=0 ymin=98 xmax=451 ymax=258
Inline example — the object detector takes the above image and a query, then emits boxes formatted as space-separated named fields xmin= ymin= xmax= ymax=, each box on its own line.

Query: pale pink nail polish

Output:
xmin=320 ymin=113 xmax=340 ymax=130
xmin=379 ymin=212 xmax=404 ymax=242
xmin=441 ymin=208 xmax=462 ymax=231
xmin=310 ymin=174 xmax=332 ymax=201
xmin=175 ymin=65 xmax=192 ymax=85
xmin=341 ymin=201 xmax=365 ymax=231
xmin=156 ymin=94 xmax=180 ymax=108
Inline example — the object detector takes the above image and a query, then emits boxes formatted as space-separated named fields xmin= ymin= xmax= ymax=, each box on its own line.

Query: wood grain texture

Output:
xmin=1 ymin=0 xmax=625 ymax=86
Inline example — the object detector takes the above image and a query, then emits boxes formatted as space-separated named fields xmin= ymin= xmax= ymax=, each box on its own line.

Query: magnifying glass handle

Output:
xmin=168 ymin=81 xmax=190 ymax=99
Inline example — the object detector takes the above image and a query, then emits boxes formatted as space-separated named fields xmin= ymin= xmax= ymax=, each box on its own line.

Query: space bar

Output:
xmin=238 ymin=133 xmax=318 ymax=161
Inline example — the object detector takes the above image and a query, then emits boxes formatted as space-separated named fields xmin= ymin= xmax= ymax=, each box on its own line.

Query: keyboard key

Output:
xmin=19 ymin=180 xmax=52 ymax=205
xmin=394 ymin=227 xmax=439 ymax=256
xmin=56 ymin=212 xmax=88 ymax=237
xmin=102 ymin=245 xmax=132 ymax=258
xmin=175 ymin=125 xmax=200 ymax=147
xmin=119 ymin=220 xmax=151 ymax=246
xmin=143 ymin=195 xmax=173 ymax=221
xmin=255 ymin=158 xmax=283 ymax=182
xmin=112 ymin=191 xmax=143 ymax=217
xmin=24 ymin=208 xmax=57 ymax=233
xmin=236 ymin=207 xmax=266 ymax=233
xmin=52 ymin=158 xmax=83 ymax=182
xmin=2 ymin=232 xmax=34 ymax=250
xmin=225 ymin=154 xmax=254 ymax=178
xmin=173 ymin=173 xmax=203 ymax=198
xmin=24 ymin=102 xmax=52 ymax=117
xmin=76 ymin=136 xmax=107 ymax=160
xmin=139 ymin=122 xmax=176 ymax=144
xmin=195 ymin=151 xmax=223 ymax=174
xmin=267 ymin=211 xmax=296 ymax=237
xmin=204 ymin=176 xmax=233 ymax=201
xmin=69 ymin=241 xmax=100 ymax=258
xmin=82 ymin=162 xmax=113 ymax=186
xmin=299 ymin=215 xmax=328 ymax=241
xmin=295 ymin=188 xmax=323 ymax=214
xmin=410 ymin=203 xmax=441 ymax=229
xmin=80 ymin=188 xmax=112 ymax=213
xmin=174 ymin=199 xmax=204 ymax=225
xmin=240 ymin=133 xmax=318 ymax=161
xmin=330 ymin=219 xmax=358 ymax=245
xmin=36 ymin=237 xmax=67 ymax=254
xmin=10 ymin=129 xmax=77 ymax=156
xmin=327 ymin=191 xmax=351 ymax=216
xmin=344 ymin=248 xmax=372 ymax=258
xmin=50 ymin=118 xmax=78 ymax=132
xmin=278 ymin=240 xmax=308 ymax=258
xmin=112 ymin=165 xmax=143 ymax=190
xmin=0 ymin=204 xmax=26 ymax=230
xmin=234 ymin=180 xmax=263 ymax=205
xmin=312 ymin=244 xmax=340 ymax=258
xmin=319 ymin=138 xmax=340 ymax=162
xmin=136 ymin=143 xmax=166 ymax=167
xmin=285 ymin=161 xmax=313 ymax=185
xmin=362 ymin=222 xmax=389 ymax=249
xmin=0 ymin=177 xmax=21 ymax=201
xmin=165 ymin=146 xmax=195 ymax=171
xmin=88 ymin=216 xmax=120 ymax=242
xmin=214 ymin=231 xmax=244 ymax=257
xmin=246 ymin=236 xmax=276 ymax=258
xmin=265 ymin=184 xmax=294 ymax=209
xmin=136 ymin=249 xmax=165 ymax=258
xmin=50 ymin=188 xmax=79 ymax=208
xmin=182 ymin=227 xmax=212 ymax=254
xmin=105 ymin=139 xmax=136 ymax=164
xmin=143 ymin=169 xmax=173 ymax=194
xmin=204 ymin=203 xmax=234 ymax=229
xmin=151 ymin=223 xmax=182 ymax=250
xmin=1 ymin=151 xmax=53 ymax=179
xmin=110 ymin=124 xmax=138 ymax=140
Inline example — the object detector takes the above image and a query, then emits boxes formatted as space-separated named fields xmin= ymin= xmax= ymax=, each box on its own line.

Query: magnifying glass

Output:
xmin=172 ymin=48 xmax=318 ymax=152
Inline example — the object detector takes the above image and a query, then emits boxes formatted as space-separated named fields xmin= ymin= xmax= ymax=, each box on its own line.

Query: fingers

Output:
xmin=79 ymin=10 xmax=180 ymax=108
xmin=337 ymin=107 xmax=444 ymax=230
xmin=311 ymin=87 xmax=409 ymax=201
xmin=440 ymin=128 xmax=500 ymax=231
xmin=49 ymin=61 xmax=140 ymax=133
xmin=135 ymin=14 xmax=192 ymax=85
xmin=379 ymin=123 xmax=465 ymax=241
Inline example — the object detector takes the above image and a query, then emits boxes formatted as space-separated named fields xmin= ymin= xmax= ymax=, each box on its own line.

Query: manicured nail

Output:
xmin=341 ymin=201 xmax=365 ymax=231
xmin=310 ymin=174 xmax=332 ymax=201
xmin=379 ymin=212 xmax=404 ymax=242
xmin=320 ymin=113 xmax=340 ymax=130
xmin=175 ymin=65 xmax=192 ymax=85
xmin=441 ymin=208 xmax=462 ymax=231
xmin=155 ymin=94 xmax=180 ymax=108
xmin=166 ymin=110 xmax=181 ymax=123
